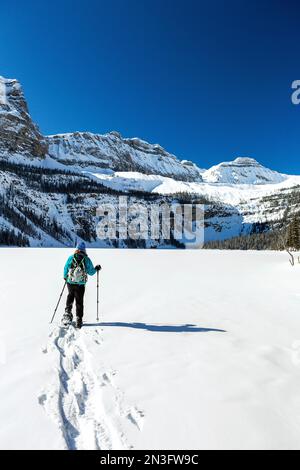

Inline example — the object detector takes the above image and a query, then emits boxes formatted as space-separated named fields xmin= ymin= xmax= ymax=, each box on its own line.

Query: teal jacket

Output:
xmin=64 ymin=253 xmax=97 ymax=285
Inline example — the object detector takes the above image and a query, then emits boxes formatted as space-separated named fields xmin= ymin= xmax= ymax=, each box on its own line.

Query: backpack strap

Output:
xmin=69 ymin=255 xmax=78 ymax=272
xmin=70 ymin=253 xmax=86 ymax=272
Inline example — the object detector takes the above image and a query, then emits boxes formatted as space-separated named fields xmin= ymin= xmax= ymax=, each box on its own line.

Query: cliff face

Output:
xmin=47 ymin=131 xmax=203 ymax=181
xmin=0 ymin=76 xmax=48 ymax=159
xmin=0 ymin=75 xmax=203 ymax=180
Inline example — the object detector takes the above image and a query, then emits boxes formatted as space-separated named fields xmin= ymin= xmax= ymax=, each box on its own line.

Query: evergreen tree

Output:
xmin=286 ymin=217 xmax=300 ymax=250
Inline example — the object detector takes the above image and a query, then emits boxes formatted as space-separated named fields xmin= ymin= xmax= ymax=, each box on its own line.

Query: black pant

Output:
xmin=65 ymin=283 xmax=85 ymax=320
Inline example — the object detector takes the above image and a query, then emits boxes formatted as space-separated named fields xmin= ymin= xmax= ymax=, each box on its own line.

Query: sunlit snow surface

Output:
xmin=1 ymin=249 xmax=300 ymax=450
xmin=91 ymin=169 xmax=300 ymax=205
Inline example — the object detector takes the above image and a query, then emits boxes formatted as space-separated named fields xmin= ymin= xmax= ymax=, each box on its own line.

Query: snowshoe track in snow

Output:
xmin=39 ymin=326 xmax=141 ymax=450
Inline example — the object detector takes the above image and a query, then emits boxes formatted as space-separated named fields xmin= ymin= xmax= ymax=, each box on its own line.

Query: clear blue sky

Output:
xmin=1 ymin=0 xmax=300 ymax=173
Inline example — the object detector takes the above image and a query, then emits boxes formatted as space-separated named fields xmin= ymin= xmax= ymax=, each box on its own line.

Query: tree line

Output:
xmin=0 ymin=228 xmax=29 ymax=247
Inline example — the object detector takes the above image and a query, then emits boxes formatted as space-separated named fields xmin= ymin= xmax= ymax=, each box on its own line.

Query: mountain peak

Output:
xmin=0 ymin=76 xmax=19 ymax=86
xmin=232 ymin=157 xmax=260 ymax=165
xmin=202 ymin=157 xmax=286 ymax=185
xmin=0 ymin=76 xmax=47 ymax=159
xmin=0 ymin=76 xmax=24 ymax=110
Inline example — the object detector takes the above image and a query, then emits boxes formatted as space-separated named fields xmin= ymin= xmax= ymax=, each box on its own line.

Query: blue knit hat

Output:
xmin=76 ymin=241 xmax=86 ymax=253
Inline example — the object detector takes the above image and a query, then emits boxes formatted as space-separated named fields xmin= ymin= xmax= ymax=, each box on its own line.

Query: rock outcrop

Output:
xmin=0 ymin=76 xmax=47 ymax=159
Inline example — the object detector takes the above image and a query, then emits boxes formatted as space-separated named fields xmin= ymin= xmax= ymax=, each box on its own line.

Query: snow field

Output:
xmin=0 ymin=249 xmax=300 ymax=449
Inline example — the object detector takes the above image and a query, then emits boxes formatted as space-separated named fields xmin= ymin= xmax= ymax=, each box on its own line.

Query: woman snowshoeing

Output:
xmin=62 ymin=242 xmax=101 ymax=328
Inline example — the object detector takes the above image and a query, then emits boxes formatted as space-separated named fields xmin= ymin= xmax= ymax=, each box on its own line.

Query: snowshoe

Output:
xmin=61 ymin=313 xmax=73 ymax=327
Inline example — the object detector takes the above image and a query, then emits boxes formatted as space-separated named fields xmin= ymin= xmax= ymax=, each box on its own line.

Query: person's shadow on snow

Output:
xmin=83 ymin=322 xmax=226 ymax=333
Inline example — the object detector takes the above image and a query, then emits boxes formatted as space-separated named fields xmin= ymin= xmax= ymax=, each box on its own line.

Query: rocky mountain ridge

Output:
xmin=0 ymin=75 xmax=298 ymax=248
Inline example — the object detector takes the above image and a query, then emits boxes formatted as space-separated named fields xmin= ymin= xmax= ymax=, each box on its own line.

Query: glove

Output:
xmin=95 ymin=265 xmax=102 ymax=271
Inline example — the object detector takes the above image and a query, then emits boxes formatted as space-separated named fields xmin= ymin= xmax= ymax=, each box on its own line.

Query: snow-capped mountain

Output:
xmin=0 ymin=76 xmax=203 ymax=181
xmin=0 ymin=75 xmax=299 ymax=248
xmin=202 ymin=157 xmax=287 ymax=185
xmin=47 ymin=131 xmax=203 ymax=182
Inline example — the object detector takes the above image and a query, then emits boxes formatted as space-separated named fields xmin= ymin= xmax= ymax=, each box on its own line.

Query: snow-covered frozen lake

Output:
xmin=0 ymin=248 xmax=300 ymax=450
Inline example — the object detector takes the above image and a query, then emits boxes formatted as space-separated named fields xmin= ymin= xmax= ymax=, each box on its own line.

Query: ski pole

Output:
xmin=50 ymin=281 xmax=67 ymax=324
xmin=96 ymin=269 xmax=99 ymax=322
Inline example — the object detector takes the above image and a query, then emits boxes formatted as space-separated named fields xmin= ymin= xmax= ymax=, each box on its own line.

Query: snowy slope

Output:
xmin=91 ymin=167 xmax=300 ymax=203
xmin=1 ymin=159 xmax=300 ymax=248
xmin=1 ymin=249 xmax=300 ymax=450
xmin=90 ymin=168 xmax=300 ymax=242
